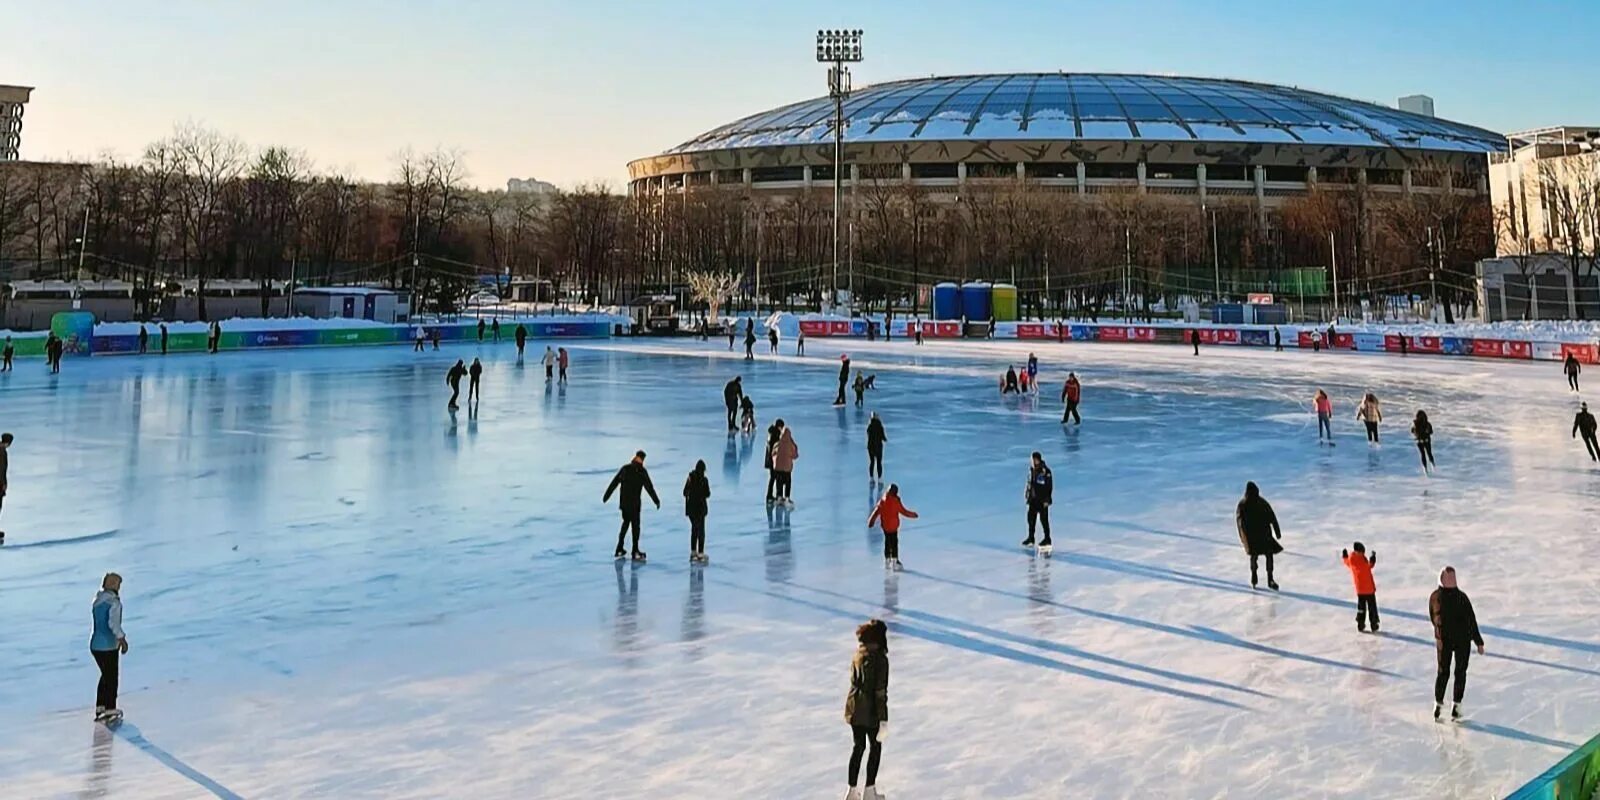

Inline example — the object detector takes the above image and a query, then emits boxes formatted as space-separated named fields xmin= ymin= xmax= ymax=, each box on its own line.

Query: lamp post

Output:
xmin=816 ymin=28 xmax=862 ymax=314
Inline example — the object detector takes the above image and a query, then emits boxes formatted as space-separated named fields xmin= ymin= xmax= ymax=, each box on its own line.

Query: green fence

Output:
xmin=1505 ymin=731 xmax=1600 ymax=800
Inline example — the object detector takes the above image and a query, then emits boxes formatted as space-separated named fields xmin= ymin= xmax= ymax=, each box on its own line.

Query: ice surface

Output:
xmin=1 ymin=339 xmax=1596 ymax=799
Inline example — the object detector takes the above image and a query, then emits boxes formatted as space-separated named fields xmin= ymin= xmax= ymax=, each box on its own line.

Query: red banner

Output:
xmin=1415 ymin=336 xmax=1442 ymax=353
xmin=933 ymin=322 xmax=961 ymax=338
xmin=1472 ymin=339 xmax=1507 ymax=357
xmin=1099 ymin=327 xmax=1128 ymax=342
xmin=1505 ymin=340 xmax=1532 ymax=359
xmin=1562 ymin=343 xmax=1599 ymax=364
xmin=1298 ymin=331 xmax=1314 ymax=348
xmin=1193 ymin=328 xmax=1218 ymax=344
xmin=1216 ymin=328 xmax=1240 ymax=344
xmin=829 ymin=320 xmax=851 ymax=335
xmin=1333 ymin=333 xmax=1354 ymax=349
xmin=1130 ymin=327 xmax=1157 ymax=342
xmin=1016 ymin=323 xmax=1048 ymax=339
xmin=799 ymin=320 xmax=829 ymax=337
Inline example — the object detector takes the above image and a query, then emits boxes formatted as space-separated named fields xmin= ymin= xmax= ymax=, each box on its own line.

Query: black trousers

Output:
xmin=1027 ymin=502 xmax=1051 ymax=540
xmin=726 ymin=404 xmax=738 ymax=429
xmin=1364 ymin=421 xmax=1379 ymax=442
xmin=468 ymin=378 xmax=480 ymax=401
xmin=883 ymin=530 xmax=899 ymax=560
xmin=1 ymin=353 xmax=9 ymax=370
xmin=765 ymin=469 xmax=779 ymax=500
xmin=92 ymin=648 xmax=119 ymax=709
xmin=773 ymin=471 xmax=792 ymax=499
xmin=615 ymin=509 xmax=642 ymax=554
xmin=1584 ymin=432 xmax=1600 ymax=461
xmin=1417 ymin=440 xmax=1435 ymax=468
xmin=1569 ymin=373 xmax=1580 ymax=391
xmin=1063 ymin=399 xmax=1080 ymax=424
xmin=1249 ymin=552 xmax=1275 ymax=583
xmin=849 ymin=723 xmax=882 ymax=788
xmin=868 ymin=448 xmax=883 ymax=478
xmin=689 ymin=514 xmax=706 ymax=553
xmin=835 ymin=381 xmax=847 ymax=405
xmin=414 ymin=339 xmax=424 ymax=351
xmin=1355 ymin=593 xmax=1380 ymax=629
xmin=448 ymin=384 xmax=461 ymax=406
xmin=1435 ymin=642 xmax=1471 ymax=704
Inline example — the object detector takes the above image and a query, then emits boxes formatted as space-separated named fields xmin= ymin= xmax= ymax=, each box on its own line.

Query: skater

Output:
xmin=515 ymin=323 xmax=527 ymax=356
xmin=1314 ymin=389 xmax=1334 ymax=442
xmin=1235 ymin=481 xmax=1282 ymax=590
xmin=1398 ymin=335 xmax=1409 ymax=357
xmin=1412 ymin=410 xmax=1436 ymax=472
xmin=1021 ymin=452 xmax=1053 ymax=549
xmin=772 ymin=426 xmax=799 ymax=505
xmin=477 ymin=318 xmax=486 ymax=342
xmin=1327 ymin=323 xmax=1337 ymax=349
xmin=90 ymin=572 xmax=129 ymax=722
xmin=1190 ymin=329 xmax=1201 ymax=356
xmin=467 ymin=357 xmax=483 ymax=403
xmin=1341 ymin=542 xmax=1380 ymax=632
xmin=796 ymin=329 xmax=806 ymax=356
xmin=431 ymin=326 xmax=441 ymax=351
xmin=744 ymin=323 xmax=757 ymax=360
xmin=1061 ymin=372 xmax=1082 ymax=424
xmin=740 ymin=394 xmax=756 ymax=433
xmin=728 ymin=322 xmax=737 ymax=351
xmin=844 ymin=618 xmax=889 ymax=800
xmin=0 ymin=432 xmax=10 ymax=543
xmin=491 ymin=318 xmax=500 ymax=342
xmin=868 ymin=483 xmax=918 ymax=570
xmin=835 ymin=355 xmax=850 ymax=406
xmin=683 ymin=460 xmax=711 ymax=563
xmin=1002 ymin=366 xmax=1020 ymax=395
xmin=603 ymin=450 xmax=661 ymax=561
xmin=764 ymin=419 xmax=785 ymax=502
xmin=1026 ymin=353 xmax=1039 ymax=387
xmin=1574 ymin=402 xmax=1600 ymax=462
xmin=137 ymin=324 xmax=148 ymax=354
xmin=2 ymin=336 xmax=13 ymax=371
xmin=542 ymin=346 xmax=556 ymax=381
xmin=853 ymin=372 xmax=867 ymax=407
xmin=866 ymin=412 xmax=886 ymax=480
xmin=558 ymin=347 xmax=569 ymax=383
xmin=1273 ymin=326 xmax=1282 ymax=352
xmin=207 ymin=321 xmax=221 ymax=354
xmin=1356 ymin=392 xmax=1382 ymax=443
xmin=1018 ymin=369 xmax=1032 ymax=395
xmin=1429 ymin=566 xmax=1485 ymax=721
xmin=724 ymin=376 xmax=744 ymax=431
xmin=47 ymin=334 xmax=62 ymax=373
xmin=1311 ymin=330 xmax=1322 ymax=353
xmin=914 ymin=324 xmax=924 ymax=346
xmin=160 ymin=323 xmax=169 ymax=355
xmin=863 ymin=374 xmax=877 ymax=390
xmin=414 ymin=327 xmax=426 ymax=352
xmin=768 ymin=326 xmax=779 ymax=354
xmin=446 ymin=360 xmax=467 ymax=408
xmin=1564 ymin=352 xmax=1582 ymax=391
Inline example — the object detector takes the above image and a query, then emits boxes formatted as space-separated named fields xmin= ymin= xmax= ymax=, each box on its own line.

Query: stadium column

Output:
xmin=1075 ymin=162 xmax=1087 ymax=194
xmin=1253 ymin=165 xmax=1267 ymax=228
xmin=1402 ymin=168 xmax=1412 ymax=194
xmin=1136 ymin=161 xmax=1147 ymax=194
xmin=1196 ymin=163 xmax=1207 ymax=204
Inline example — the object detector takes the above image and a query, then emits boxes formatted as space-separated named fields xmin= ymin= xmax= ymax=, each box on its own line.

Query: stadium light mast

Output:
xmin=817 ymin=28 xmax=862 ymax=313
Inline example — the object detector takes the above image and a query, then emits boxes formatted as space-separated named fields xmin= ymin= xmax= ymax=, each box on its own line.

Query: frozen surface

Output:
xmin=2 ymin=339 xmax=1597 ymax=799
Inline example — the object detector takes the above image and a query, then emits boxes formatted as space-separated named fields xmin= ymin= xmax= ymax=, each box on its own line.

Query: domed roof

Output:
xmin=664 ymin=72 xmax=1503 ymax=155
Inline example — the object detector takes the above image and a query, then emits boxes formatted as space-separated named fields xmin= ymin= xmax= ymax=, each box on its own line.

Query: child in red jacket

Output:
xmin=868 ymin=483 xmax=918 ymax=571
xmin=1341 ymin=542 xmax=1379 ymax=632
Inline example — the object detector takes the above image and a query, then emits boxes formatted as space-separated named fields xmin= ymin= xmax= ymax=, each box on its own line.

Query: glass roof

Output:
xmin=662 ymin=73 xmax=1502 ymax=155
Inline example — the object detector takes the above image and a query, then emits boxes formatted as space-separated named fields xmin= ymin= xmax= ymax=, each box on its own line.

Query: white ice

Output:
xmin=1 ymin=338 xmax=1596 ymax=799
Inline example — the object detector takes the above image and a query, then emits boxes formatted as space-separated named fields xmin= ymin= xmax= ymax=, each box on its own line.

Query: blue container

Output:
xmin=932 ymin=282 xmax=962 ymax=321
xmin=961 ymin=281 xmax=993 ymax=321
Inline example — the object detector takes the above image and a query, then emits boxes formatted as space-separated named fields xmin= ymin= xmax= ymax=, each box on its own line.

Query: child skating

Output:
xmin=868 ymin=483 xmax=918 ymax=571
xmin=683 ymin=460 xmax=711 ymax=563
xmin=1341 ymin=542 xmax=1380 ymax=633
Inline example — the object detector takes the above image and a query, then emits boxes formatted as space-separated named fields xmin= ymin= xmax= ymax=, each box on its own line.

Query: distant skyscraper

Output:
xmin=0 ymin=85 xmax=33 ymax=161
xmin=507 ymin=177 xmax=558 ymax=195
xmin=1398 ymin=94 xmax=1435 ymax=118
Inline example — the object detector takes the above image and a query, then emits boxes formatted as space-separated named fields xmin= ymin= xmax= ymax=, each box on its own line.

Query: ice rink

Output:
xmin=2 ymin=335 xmax=1597 ymax=799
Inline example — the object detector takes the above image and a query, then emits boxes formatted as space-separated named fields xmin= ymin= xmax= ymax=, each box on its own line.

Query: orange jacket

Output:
xmin=868 ymin=494 xmax=918 ymax=533
xmin=1342 ymin=550 xmax=1377 ymax=594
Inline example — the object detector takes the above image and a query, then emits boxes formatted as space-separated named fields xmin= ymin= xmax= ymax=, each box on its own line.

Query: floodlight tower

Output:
xmin=816 ymin=29 xmax=861 ymax=312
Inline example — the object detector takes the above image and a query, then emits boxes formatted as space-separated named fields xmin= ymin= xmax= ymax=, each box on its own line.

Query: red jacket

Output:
xmin=868 ymin=494 xmax=918 ymax=533
xmin=1063 ymin=379 xmax=1081 ymax=402
xmin=1342 ymin=550 xmax=1377 ymax=595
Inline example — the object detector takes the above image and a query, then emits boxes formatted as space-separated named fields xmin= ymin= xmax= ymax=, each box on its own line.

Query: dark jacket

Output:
xmin=683 ymin=470 xmax=710 ymax=518
xmin=838 ymin=359 xmax=851 ymax=384
xmin=724 ymin=379 xmax=742 ymax=408
xmin=866 ymin=418 xmax=886 ymax=452
xmin=1575 ymin=410 xmax=1597 ymax=437
xmin=764 ymin=424 xmax=782 ymax=469
xmin=1428 ymin=587 xmax=1484 ymax=648
xmin=515 ymin=325 xmax=527 ymax=343
xmin=1235 ymin=483 xmax=1283 ymax=555
xmin=604 ymin=461 xmax=660 ymax=511
xmin=469 ymin=362 xmax=483 ymax=381
xmin=1412 ymin=418 xmax=1433 ymax=441
xmin=446 ymin=363 xmax=467 ymax=387
xmin=1565 ymin=356 xmax=1581 ymax=376
xmin=1026 ymin=463 xmax=1053 ymax=506
xmin=844 ymin=644 xmax=889 ymax=727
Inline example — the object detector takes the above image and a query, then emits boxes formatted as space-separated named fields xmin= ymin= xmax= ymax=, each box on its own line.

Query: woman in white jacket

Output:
xmin=1356 ymin=392 xmax=1383 ymax=444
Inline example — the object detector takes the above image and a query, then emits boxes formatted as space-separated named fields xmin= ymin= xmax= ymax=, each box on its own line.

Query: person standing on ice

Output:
xmin=834 ymin=355 xmax=851 ymax=406
xmin=1235 ymin=481 xmax=1282 ymax=590
xmin=764 ymin=418 xmax=785 ymax=502
xmin=1356 ymin=392 xmax=1383 ymax=444
xmin=771 ymin=426 xmax=799 ymax=506
xmin=445 ymin=359 xmax=467 ymax=409
xmin=914 ymin=323 xmax=924 ymax=346
xmin=1310 ymin=329 xmax=1322 ymax=353
xmin=1574 ymin=402 xmax=1600 ymax=462
xmin=1 ymin=336 xmax=13 ymax=371
xmin=1061 ymin=372 xmax=1082 ymax=424
xmin=558 ymin=347 xmax=570 ymax=383
xmin=604 ymin=450 xmax=661 ymax=561
xmin=467 ymin=357 xmax=483 ymax=404
xmin=1002 ymin=366 xmax=1020 ymax=395
xmin=1564 ymin=352 xmax=1582 ymax=392
xmin=137 ymin=324 xmax=148 ymax=354
xmin=796 ymin=328 xmax=806 ymax=356
xmin=1314 ymin=389 xmax=1334 ymax=443
xmin=514 ymin=323 xmax=527 ymax=357
xmin=1026 ymin=353 xmax=1039 ymax=386
xmin=866 ymin=412 xmax=887 ymax=481
xmin=1273 ymin=326 xmax=1282 ymax=352
xmin=853 ymin=372 xmax=867 ymax=406
xmin=207 ymin=321 xmax=221 ymax=354
xmin=414 ymin=326 xmax=426 ymax=352
xmin=430 ymin=326 xmax=441 ymax=351
xmin=477 ymin=318 xmax=486 ymax=342
xmin=768 ymin=326 xmax=779 ymax=354
xmin=1021 ymin=452 xmax=1054 ymax=549
xmin=1341 ymin=542 xmax=1380 ymax=633
xmin=541 ymin=346 xmax=556 ymax=381
xmin=843 ymin=619 xmax=890 ymax=800
xmin=724 ymin=376 xmax=744 ymax=431
xmin=728 ymin=321 xmax=737 ymax=351
xmin=868 ymin=483 xmax=918 ymax=570
xmin=744 ymin=323 xmax=757 ymax=361
xmin=491 ymin=318 xmax=500 ymax=342
xmin=160 ymin=323 xmax=169 ymax=355
xmin=0 ymin=432 xmax=11 ymax=543
xmin=1429 ymin=566 xmax=1484 ymax=721
xmin=1411 ymin=410 xmax=1436 ymax=473
xmin=1190 ymin=329 xmax=1201 ymax=356
xmin=683 ymin=459 xmax=711 ymax=563
xmin=90 ymin=572 xmax=129 ymax=722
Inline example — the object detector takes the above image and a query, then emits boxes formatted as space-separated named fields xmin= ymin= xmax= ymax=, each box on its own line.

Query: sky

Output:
xmin=8 ymin=0 xmax=1597 ymax=190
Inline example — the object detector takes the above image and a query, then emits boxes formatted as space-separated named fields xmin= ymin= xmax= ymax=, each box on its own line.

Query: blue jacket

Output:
xmin=91 ymin=590 xmax=124 ymax=651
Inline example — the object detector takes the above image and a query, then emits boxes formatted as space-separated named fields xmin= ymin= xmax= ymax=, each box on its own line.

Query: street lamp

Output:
xmin=816 ymin=28 xmax=862 ymax=314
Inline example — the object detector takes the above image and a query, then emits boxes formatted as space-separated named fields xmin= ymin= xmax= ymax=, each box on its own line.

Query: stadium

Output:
xmin=627 ymin=72 xmax=1505 ymax=205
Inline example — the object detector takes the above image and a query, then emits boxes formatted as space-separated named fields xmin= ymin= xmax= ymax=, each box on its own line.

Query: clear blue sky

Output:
xmin=9 ymin=0 xmax=1597 ymax=188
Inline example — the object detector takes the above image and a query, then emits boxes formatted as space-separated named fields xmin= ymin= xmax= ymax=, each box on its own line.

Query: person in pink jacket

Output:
xmin=1314 ymin=389 xmax=1334 ymax=443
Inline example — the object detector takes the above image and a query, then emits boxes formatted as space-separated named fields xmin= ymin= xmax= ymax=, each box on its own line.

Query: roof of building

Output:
xmin=663 ymin=72 xmax=1503 ymax=156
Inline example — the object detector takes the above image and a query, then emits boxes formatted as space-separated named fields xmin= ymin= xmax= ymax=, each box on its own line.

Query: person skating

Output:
xmin=724 ymin=376 xmax=744 ymax=431
xmin=1356 ymin=392 xmax=1382 ymax=444
xmin=728 ymin=322 xmax=736 ymax=351
xmin=137 ymin=324 xmax=149 ymax=354
xmin=467 ymin=358 xmax=483 ymax=404
xmin=853 ymin=372 xmax=867 ymax=407
xmin=90 ymin=573 xmax=129 ymax=722
xmin=744 ymin=323 xmax=757 ymax=360
xmin=764 ymin=419 xmax=785 ymax=502
xmin=558 ymin=347 xmax=569 ymax=383
xmin=542 ymin=346 xmax=556 ymax=381
xmin=1021 ymin=452 xmax=1054 ymax=551
xmin=868 ymin=483 xmax=918 ymax=570
xmin=1190 ymin=329 xmax=1201 ymax=356
xmin=430 ymin=326 xmax=441 ymax=350
xmin=740 ymin=394 xmax=756 ymax=433
xmin=1273 ymin=326 xmax=1282 ymax=352
xmin=1235 ymin=481 xmax=1282 ymax=590
xmin=0 ymin=432 xmax=11 ymax=543
xmin=683 ymin=460 xmax=711 ymax=563
xmin=1 ymin=336 xmax=13 ymax=371
xmin=1002 ymin=366 xmax=1020 ymax=395
xmin=446 ymin=359 xmax=467 ymax=409
xmin=834 ymin=355 xmax=850 ymax=406
xmin=1564 ymin=352 xmax=1582 ymax=391
xmin=843 ymin=619 xmax=890 ymax=800
xmin=768 ymin=326 xmax=779 ymax=354
xmin=1429 ymin=566 xmax=1485 ymax=721
xmin=1026 ymin=353 xmax=1039 ymax=387
xmin=477 ymin=318 xmax=486 ymax=342
xmin=491 ymin=318 xmax=501 ymax=342
xmin=1326 ymin=323 xmax=1337 ymax=350
xmin=160 ymin=323 xmax=169 ymax=355
xmin=1061 ymin=372 xmax=1082 ymax=425
xmin=914 ymin=324 xmax=924 ymax=346
xmin=866 ymin=412 xmax=886 ymax=481
xmin=515 ymin=323 xmax=528 ymax=357
xmin=207 ymin=321 xmax=221 ymax=354
xmin=1574 ymin=402 xmax=1600 ymax=461
xmin=772 ymin=426 xmax=799 ymax=506
xmin=47 ymin=334 xmax=62 ymax=373
xmin=1412 ymin=410 xmax=1436 ymax=473
xmin=1018 ymin=369 xmax=1033 ymax=395
xmin=796 ymin=329 xmax=806 ymax=356
xmin=1314 ymin=389 xmax=1334 ymax=443
xmin=1311 ymin=330 xmax=1322 ymax=353
xmin=1397 ymin=335 xmax=1409 ymax=357
xmin=1341 ymin=542 xmax=1380 ymax=633
xmin=603 ymin=450 xmax=661 ymax=561
xmin=414 ymin=327 xmax=426 ymax=352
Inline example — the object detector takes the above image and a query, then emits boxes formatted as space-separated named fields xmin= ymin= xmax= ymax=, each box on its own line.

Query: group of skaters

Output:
xmin=436 ymin=331 xmax=570 ymax=409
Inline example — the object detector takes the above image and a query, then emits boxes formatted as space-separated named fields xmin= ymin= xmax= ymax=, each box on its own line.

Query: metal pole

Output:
xmin=1211 ymin=209 xmax=1221 ymax=303
xmin=76 ymin=203 xmax=90 ymax=282
xmin=832 ymin=80 xmax=843 ymax=313
xmin=1329 ymin=231 xmax=1339 ymax=322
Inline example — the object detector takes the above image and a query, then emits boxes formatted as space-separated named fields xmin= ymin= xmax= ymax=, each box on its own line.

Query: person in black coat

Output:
xmin=835 ymin=355 xmax=851 ymax=406
xmin=1235 ymin=481 xmax=1282 ymax=590
xmin=445 ymin=360 xmax=467 ymax=408
xmin=764 ymin=419 xmax=785 ymax=502
xmin=467 ymin=358 xmax=483 ymax=403
xmin=1190 ymin=329 xmax=1201 ymax=356
xmin=744 ymin=324 xmax=757 ymax=360
xmin=604 ymin=450 xmax=661 ymax=560
xmin=1429 ymin=566 xmax=1485 ymax=721
xmin=160 ymin=323 xmax=169 ymax=355
xmin=515 ymin=323 xmax=528 ymax=356
xmin=724 ymin=377 xmax=744 ymax=431
xmin=1574 ymin=403 xmax=1599 ymax=462
xmin=1021 ymin=452 xmax=1053 ymax=548
xmin=683 ymin=460 xmax=711 ymax=563
xmin=1564 ymin=353 xmax=1581 ymax=391
xmin=866 ymin=412 xmax=887 ymax=481
xmin=477 ymin=318 xmax=487 ymax=341
xmin=137 ymin=325 xmax=149 ymax=354
xmin=1411 ymin=410 xmax=1436 ymax=473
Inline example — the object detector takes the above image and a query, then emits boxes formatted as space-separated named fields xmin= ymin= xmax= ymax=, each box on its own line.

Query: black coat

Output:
xmin=683 ymin=471 xmax=710 ymax=518
xmin=604 ymin=462 xmax=660 ymax=511
xmin=1235 ymin=494 xmax=1283 ymax=555
xmin=838 ymin=360 xmax=851 ymax=384
xmin=1026 ymin=463 xmax=1053 ymax=505
xmin=866 ymin=418 xmax=886 ymax=452
xmin=1429 ymin=587 xmax=1484 ymax=648
xmin=1576 ymin=411 xmax=1597 ymax=437
xmin=764 ymin=425 xmax=782 ymax=468
xmin=724 ymin=379 xmax=742 ymax=409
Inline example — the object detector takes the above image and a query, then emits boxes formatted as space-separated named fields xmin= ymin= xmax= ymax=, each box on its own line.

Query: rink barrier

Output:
xmin=84 ymin=319 xmax=615 ymax=356
xmin=1504 ymin=729 xmax=1600 ymax=800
